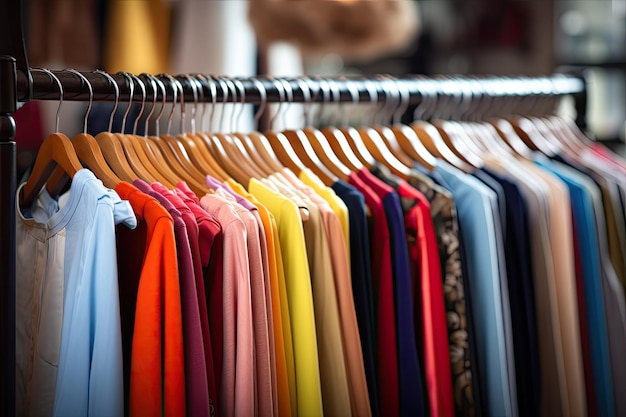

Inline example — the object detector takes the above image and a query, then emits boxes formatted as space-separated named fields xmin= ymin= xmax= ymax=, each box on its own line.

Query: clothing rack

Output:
xmin=0 ymin=1 xmax=589 ymax=414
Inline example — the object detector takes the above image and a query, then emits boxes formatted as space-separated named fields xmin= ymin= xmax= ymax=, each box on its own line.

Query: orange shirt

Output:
xmin=115 ymin=182 xmax=186 ymax=417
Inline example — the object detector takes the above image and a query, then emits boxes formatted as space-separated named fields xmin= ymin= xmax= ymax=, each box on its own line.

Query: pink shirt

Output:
xmin=200 ymin=194 xmax=255 ymax=417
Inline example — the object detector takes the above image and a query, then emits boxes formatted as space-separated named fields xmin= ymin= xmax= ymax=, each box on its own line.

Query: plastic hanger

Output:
xmin=92 ymin=70 xmax=138 ymax=182
xmin=20 ymin=68 xmax=83 ymax=208
xmin=48 ymin=69 xmax=121 ymax=191
xmin=278 ymin=78 xmax=338 ymax=185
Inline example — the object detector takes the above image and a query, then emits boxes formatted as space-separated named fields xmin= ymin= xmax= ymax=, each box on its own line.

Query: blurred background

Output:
xmin=14 ymin=0 xmax=626 ymax=174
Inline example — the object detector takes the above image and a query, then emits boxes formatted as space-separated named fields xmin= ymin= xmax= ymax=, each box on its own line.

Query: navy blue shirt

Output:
xmin=332 ymin=180 xmax=380 ymax=417
xmin=359 ymin=169 xmax=425 ymax=417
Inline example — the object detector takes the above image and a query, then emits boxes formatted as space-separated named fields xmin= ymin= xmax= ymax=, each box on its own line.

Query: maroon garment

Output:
xmin=176 ymin=182 xmax=224 ymax=413
xmin=133 ymin=179 xmax=210 ymax=417
xmin=348 ymin=172 xmax=400 ymax=417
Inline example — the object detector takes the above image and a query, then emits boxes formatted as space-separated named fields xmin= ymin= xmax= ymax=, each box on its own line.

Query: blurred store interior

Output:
xmin=14 ymin=0 xmax=626 ymax=176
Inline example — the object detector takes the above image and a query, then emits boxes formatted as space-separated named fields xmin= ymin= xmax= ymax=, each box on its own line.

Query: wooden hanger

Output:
xmin=238 ymin=78 xmax=293 ymax=175
xmin=277 ymin=79 xmax=338 ymax=185
xmin=351 ymin=79 xmax=410 ymax=179
xmin=410 ymin=79 xmax=473 ymax=172
xmin=91 ymin=70 xmax=138 ymax=182
xmin=171 ymin=76 xmax=225 ymax=179
xmin=262 ymin=78 xmax=310 ymax=176
xmin=149 ymin=75 xmax=212 ymax=195
xmin=198 ymin=76 xmax=255 ymax=185
xmin=381 ymin=78 xmax=437 ymax=171
xmin=47 ymin=70 xmax=121 ymax=191
xmin=136 ymin=74 xmax=185 ymax=187
xmin=218 ymin=77 xmax=270 ymax=180
xmin=20 ymin=69 xmax=83 ymax=208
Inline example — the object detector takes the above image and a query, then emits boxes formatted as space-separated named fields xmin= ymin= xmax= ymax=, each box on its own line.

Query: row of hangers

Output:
xmin=20 ymin=70 xmax=594 ymax=211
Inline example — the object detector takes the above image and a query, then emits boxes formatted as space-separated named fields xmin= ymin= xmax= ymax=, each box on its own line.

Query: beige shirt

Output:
xmin=521 ymin=161 xmax=587 ymax=417
xmin=290 ymin=170 xmax=372 ymax=417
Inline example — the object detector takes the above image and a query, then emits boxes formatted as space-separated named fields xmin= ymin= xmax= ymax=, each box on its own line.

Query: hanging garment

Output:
xmin=331 ymin=179 xmax=380 ymax=417
xmin=406 ymin=168 xmax=479 ymax=417
xmin=430 ymin=161 xmax=513 ymax=417
xmin=16 ymin=169 xmax=136 ymax=417
xmin=200 ymin=193 xmax=256 ymax=417
xmin=249 ymin=178 xmax=324 ymax=417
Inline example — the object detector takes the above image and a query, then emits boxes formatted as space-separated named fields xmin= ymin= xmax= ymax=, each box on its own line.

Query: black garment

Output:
xmin=479 ymin=167 xmax=541 ymax=417
xmin=332 ymin=180 xmax=380 ymax=417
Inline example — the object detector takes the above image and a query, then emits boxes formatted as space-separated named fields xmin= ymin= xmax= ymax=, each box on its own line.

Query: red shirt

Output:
xmin=348 ymin=172 xmax=400 ymax=417
xmin=397 ymin=180 xmax=454 ymax=417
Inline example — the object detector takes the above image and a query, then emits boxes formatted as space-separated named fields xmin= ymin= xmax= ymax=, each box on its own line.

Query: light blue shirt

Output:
xmin=39 ymin=169 xmax=136 ymax=417
xmin=434 ymin=161 xmax=512 ymax=417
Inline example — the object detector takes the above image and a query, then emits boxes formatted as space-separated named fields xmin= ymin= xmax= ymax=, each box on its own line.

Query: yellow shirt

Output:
xmin=249 ymin=178 xmax=323 ymax=417
xmin=227 ymin=179 xmax=294 ymax=417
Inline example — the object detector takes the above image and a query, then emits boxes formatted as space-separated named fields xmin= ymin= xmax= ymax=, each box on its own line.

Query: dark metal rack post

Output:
xmin=0 ymin=56 xmax=17 ymax=417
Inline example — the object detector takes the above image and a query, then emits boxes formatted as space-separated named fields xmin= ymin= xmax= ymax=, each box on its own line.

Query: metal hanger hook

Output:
xmin=140 ymin=74 xmax=158 ymax=137
xmin=268 ymin=77 xmax=286 ymax=130
xmin=116 ymin=72 xmax=135 ymax=134
xmin=32 ymin=68 xmax=64 ymax=132
xmin=64 ymin=69 xmax=93 ymax=134
xmin=128 ymin=74 xmax=146 ymax=136
xmin=94 ymin=70 xmax=119 ymax=133
xmin=252 ymin=77 xmax=267 ymax=131
xmin=157 ymin=74 xmax=178 ymax=135
xmin=181 ymin=74 xmax=198 ymax=134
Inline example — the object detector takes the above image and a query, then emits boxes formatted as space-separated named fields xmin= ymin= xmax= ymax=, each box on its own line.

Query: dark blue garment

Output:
xmin=536 ymin=158 xmax=616 ymax=417
xmin=332 ymin=180 xmax=380 ymax=417
xmin=480 ymin=167 xmax=541 ymax=417
xmin=358 ymin=170 xmax=425 ymax=417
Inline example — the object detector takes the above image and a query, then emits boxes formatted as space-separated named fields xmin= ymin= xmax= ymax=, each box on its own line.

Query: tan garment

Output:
xmin=523 ymin=162 xmax=587 ymax=417
xmin=291 ymin=170 xmax=372 ymax=417
xmin=268 ymin=175 xmax=353 ymax=417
